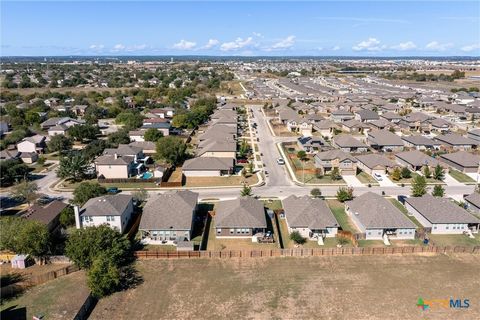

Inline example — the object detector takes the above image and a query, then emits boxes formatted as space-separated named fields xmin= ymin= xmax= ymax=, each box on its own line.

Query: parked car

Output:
xmin=373 ymin=173 xmax=383 ymax=181
xmin=106 ymin=187 xmax=120 ymax=194
xmin=276 ymin=158 xmax=285 ymax=165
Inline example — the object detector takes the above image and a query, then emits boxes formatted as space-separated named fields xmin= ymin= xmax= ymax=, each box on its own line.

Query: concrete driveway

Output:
xmin=342 ymin=175 xmax=364 ymax=187
xmin=444 ymin=173 xmax=466 ymax=186
xmin=377 ymin=174 xmax=397 ymax=187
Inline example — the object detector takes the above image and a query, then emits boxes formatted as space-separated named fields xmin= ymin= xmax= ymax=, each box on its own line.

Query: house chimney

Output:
xmin=114 ymin=153 xmax=118 ymax=160
xmin=74 ymin=205 xmax=81 ymax=229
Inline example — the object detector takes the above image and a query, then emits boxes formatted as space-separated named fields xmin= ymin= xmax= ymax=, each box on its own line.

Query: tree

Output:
xmin=296 ymin=150 xmax=307 ymax=161
xmin=391 ymin=167 xmax=402 ymax=181
xmin=132 ymin=188 xmax=149 ymax=203
xmin=47 ymin=134 xmax=73 ymax=154
xmin=290 ymin=231 xmax=306 ymax=245
xmin=310 ymin=188 xmax=322 ymax=198
xmin=11 ymin=180 xmax=39 ymax=207
xmin=411 ymin=175 xmax=427 ymax=197
xmin=83 ymin=139 xmax=107 ymax=160
xmin=72 ymin=182 xmax=107 ymax=206
xmin=239 ymin=140 xmax=250 ymax=158
xmin=330 ymin=167 xmax=341 ymax=180
xmin=422 ymin=166 xmax=431 ymax=179
xmin=0 ymin=159 xmax=30 ymax=187
xmin=69 ymin=124 xmax=100 ymax=142
xmin=240 ymin=184 xmax=252 ymax=197
xmin=0 ymin=217 xmax=50 ymax=257
xmin=107 ymin=130 xmax=130 ymax=147
xmin=143 ymin=128 xmax=163 ymax=142
xmin=115 ymin=111 xmax=144 ymax=130
xmin=59 ymin=206 xmax=76 ymax=227
xmin=336 ymin=187 xmax=354 ymax=202
xmin=433 ymin=164 xmax=445 ymax=181
xmin=401 ymin=167 xmax=412 ymax=179
xmin=37 ymin=155 xmax=46 ymax=166
xmin=155 ymin=136 xmax=187 ymax=165
xmin=87 ymin=254 xmax=121 ymax=298
xmin=432 ymin=184 xmax=445 ymax=197
xmin=57 ymin=154 xmax=89 ymax=181
xmin=65 ymin=225 xmax=131 ymax=269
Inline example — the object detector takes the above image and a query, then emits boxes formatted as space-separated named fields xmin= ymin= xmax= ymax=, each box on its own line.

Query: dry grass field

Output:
xmin=90 ymin=254 xmax=480 ymax=320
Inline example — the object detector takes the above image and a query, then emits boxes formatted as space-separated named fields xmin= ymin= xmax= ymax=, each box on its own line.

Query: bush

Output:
xmin=87 ymin=254 xmax=121 ymax=298
xmin=336 ymin=187 xmax=354 ymax=202
xmin=290 ymin=231 xmax=306 ymax=245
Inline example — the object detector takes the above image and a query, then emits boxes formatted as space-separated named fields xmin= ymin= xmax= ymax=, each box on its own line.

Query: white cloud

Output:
xmin=331 ymin=45 xmax=341 ymax=51
xmin=425 ymin=41 xmax=453 ymax=51
xmin=220 ymin=37 xmax=254 ymax=51
xmin=391 ymin=41 xmax=417 ymax=51
xmin=128 ymin=44 xmax=147 ymax=51
xmin=253 ymin=32 xmax=263 ymax=38
xmin=112 ymin=44 xmax=126 ymax=51
xmin=352 ymin=38 xmax=385 ymax=51
xmin=89 ymin=44 xmax=105 ymax=50
xmin=203 ymin=39 xmax=220 ymax=49
xmin=173 ymin=40 xmax=197 ymax=50
xmin=270 ymin=35 xmax=296 ymax=50
xmin=461 ymin=43 xmax=480 ymax=52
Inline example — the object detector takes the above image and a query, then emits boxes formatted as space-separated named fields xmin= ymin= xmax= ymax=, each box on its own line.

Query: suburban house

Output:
xmin=48 ymin=124 xmax=69 ymax=136
xmin=74 ymin=194 xmax=134 ymax=233
xmin=16 ymin=135 xmax=47 ymax=154
xmin=395 ymin=150 xmax=443 ymax=172
xmin=22 ymin=200 xmax=68 ymax=233
xmin=287 ymin=119 xmax=313 ymax=136
xmin=314 ymin=149 xmax=357 ymax=175
xmin=399 ymin=112 xmax=432 ymax=131
xmin=429 ymin=118 xmax=451 ymax=133
xmin=139 ymin=190 xmax=198 ymax=244
xmin=141 ymin=118 xmax=171 ymax=136
xmin=341 ymin=119 xmax=370 ymax=134
xmin=440 ymin=151 xmax=480 ymax=173
xmin=313 ymin=120 xmax=339 ymax=138
xmin=196 ymin=138 xmax=237 ymax=158
xmin=367 ymin=130 xmax=404 ymax=152
xmin=297 ymin=136 xmax=329 ymax=154
xmin=40 ymin=117 xmax=84 ymax=130
xmin=404 ymin=195 xmax=480 ymax=234
xmin=345 ymin=192 xmax=416 ymax=240
xmin=401 ymin=135 xmax=441 ymax=151
xmin=355 ymin=154 xmax=397 ymax=176
xmin=369 ymin=118 xmax=395 ymax=131
xmin=467 ymin=129 xmax=480 ymax=142
xmin=148 ymin=108 xmax=175 ymax=119
xmin=214 ymin=197 xmax=267 ymax=239
xmin=282 ymin=195 xmax=339 ymax=242
xmin=198 ymin=125 xmax=237 ymax=142
xmin=434 ymin=133 xmax=477 ymax=151
xmin=0 ymin=149 xmax=20 ymax=161
xmin=129 ymin=130 xmax=147 ymax=142
xmin=95 ymin=154 xmax=140 ymax=179
xmin=331 ymin=110 xmax=354 ymax=123
xmin=182 ymin=157 xmax=235 ymax=177
xmin=129 ymin=141 xmax=156 ymax=155
xmin=332 ymin=134 xmax=369 ymax=153
xmin=355 ymin=109 xmax=380 ymax=123
xmin=380 ymin=112 xmax=402 ymax=124
xmin=465 ymin=193 xmax=480 ymax=214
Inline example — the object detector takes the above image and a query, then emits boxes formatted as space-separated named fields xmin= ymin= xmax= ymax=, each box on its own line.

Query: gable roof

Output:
xmin=140 ymin=190 xmax=198 ymax=230
xmin=395 ymin=150 xmax=441 ymax=167
xmin=334 ymin=135 xmax=368 ymax=148
xmin=183 ymin=157 xmax=234 ymax=171
xmin=435 ymin=133 xmax=477 ymax=146
xmin=283 ymin=195 xmax=338 ymax=229
xmin=368 ymin=130 xmax=403 ymax=146
xmin=401 ymin=135 xmax=440 ymax=147
xmin=355 ymin=154 xmax=397 ymax=169
xmin=356 ymin=109 xmax=379 ymax=120
xmin=405 ymin=194 xmax=480 ymax=224
xmin=215 ymin=197 xmax=266 ymax=228
xmin=346 ymin=192 xmax=416 ymax=229
xmin=81 ymin=194 xmax=133 ymax=217
xmin=22 ymin=200 xmax=68 ymax=226
xmin=465 ymin=192 xmax=480 ymax=209
xmin=314 ymin=149 xmax=357 ymax=162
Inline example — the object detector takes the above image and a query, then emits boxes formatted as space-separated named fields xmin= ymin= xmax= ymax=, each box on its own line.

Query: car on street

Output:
xmin=276 ymin=158 xmax=285 ymax=165
xmin=373 ymin=173 xmax=383 ymax=181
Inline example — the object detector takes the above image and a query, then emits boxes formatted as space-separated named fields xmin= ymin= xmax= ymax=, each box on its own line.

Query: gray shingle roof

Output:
xmin=215 ymin=197 xmax=266 ymax=228
xmin=435 ymin=133 xmax=478 ymax=146
xmin=140 ymin=190 xmax=198 ymax=230
xmin=355 ymin=154 xmax=396 ymax=169
xmin=346 ymin=192 xmax=416 ymax=229
xmin=395 ymin=150 xmax=441 ymax=167
xmin=465 ymin=193 xmax=480 ymax=208
xmin=334 ymin=135 xmax=368 ymax=148
xmin=405 ymin=194 xmax=480 ymax=224
xmin=315 ymin=149 xmax=357 ymax=162
xmin=368 ymin=130 xmax=404 ymax=146
xmin=401 ymin=135 xmax=440 ymax=147
xmin=81 ymin=194 xmax=133 ymax=217
xmin=283 ymin=195 xmax=338 ymax=229
xmin=183 ymin=157 xmax=234 ymax=171
xmin=440 ymin=151 xmax=480 ymax=167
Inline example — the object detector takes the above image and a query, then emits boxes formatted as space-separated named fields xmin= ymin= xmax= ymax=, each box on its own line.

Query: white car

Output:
xmin=373 ymin=173 xmax=383 ymax=181
xmin=276 ymin=158 xmax=285 ymax=165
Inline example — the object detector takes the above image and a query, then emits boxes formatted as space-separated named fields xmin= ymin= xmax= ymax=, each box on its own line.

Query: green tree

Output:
xmin=115 ymin=111 xmax=144 ymax=130
xmin=310 ymin=188 xmax=322 ymax=198
xmin=290 ymin=231 xmax=306 ymax=245
xmin=59 ymin=206 xmax=76 ymax=227
xmin=132 ymin=188 xmax=149 ymax=203
xmin=11 ymin=180 xmax=39 ymax=207
xmin=69 ymin=124 xmax=100 ymax=142
xmin=432 ymin=184 xmax=445 ymax=197
xmin=47 ymin=134 xmax=73 ymax=154
xmin=0 ymin=159 xmax=30 ymax=186
xmin=411 ymin=175 xmax=427 ymax=197
xmin=296 ymin=150 xmax=307 ymax=161
xmin=239 ymin=140 xmax=250 ymax=158
xmin=57 ymin=154 xmax=89 ymax=181
xmin=0 ymin=217 xmax=50 ymax=257
xmin=401 ymin=167 xmax=412 ymax=179
xmin=330 ymin=167 xmax=341 ymax=180
xmin=240 ymin=184 xmax=252 ymax=197
xmin=336 ymin=187 xmax=354 ymax=202
xmin=433 ymin=164 xmax=445 ymax=181
xmin=143 ymin=128 xmax=163 ymax=142
xmin=155 ymin=136 xmax=187 ymax=165
xmin=72 ymin=182 xmax=107 ymax=206
xmin=391 ymin=167 xmax=402 ymax=181
xmin=422 ymin=166 xmax=431 ymax=179
xmin=87 ymin=254 xmax=121 ymax=298
xmin=83 ymin=139 xmax=108 ymax=160
xmin=107 ymin=130 xmax=131 ymax=147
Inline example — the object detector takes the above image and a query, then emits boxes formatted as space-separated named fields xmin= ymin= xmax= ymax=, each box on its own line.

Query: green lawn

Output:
xmin=326 ymin=199 xmax=358 ymax=233
xmin=358 ymin=240 xmax=385 ymax=247
xmin=262 ymin=199 xmax=283 ymax=211
xmin=389 ymin=172 xmax=443 ymax=185
xmin=448 ymin=169 xmax=476 ymax=183
xmin=356 ymin=171 xmax=379 ymax=185
xmin=429 ymin=234 xmax=480 ymax=247
xmin=300 ymin=173 xmax=346 ymax=185
xmin=388 ymin=198 xmax=422 ymax=228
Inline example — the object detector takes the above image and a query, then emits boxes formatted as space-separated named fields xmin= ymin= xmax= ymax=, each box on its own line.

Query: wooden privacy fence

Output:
xmin=134 ymin=245 xmax=480 ymax=259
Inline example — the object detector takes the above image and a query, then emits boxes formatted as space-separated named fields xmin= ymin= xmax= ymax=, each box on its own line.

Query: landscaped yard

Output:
xmin=356 ymin=171 xmax=379 ymax=185
xmin=389 ymin=172 xmax=444 ymax=185
xmin=326 ymin=199 xmax=359 ymax=233
xmin=89 ymin=255 xmax=480 ymax=319
xmin=429 ymin=234 xmax=480 ymax=247
xmin=184 ymin=174 xmax=258 ymax=187
xmin=388 ymin=198 xmax=423 ymax=228
xmin=449 ymin=169 xmax=476 ymax=183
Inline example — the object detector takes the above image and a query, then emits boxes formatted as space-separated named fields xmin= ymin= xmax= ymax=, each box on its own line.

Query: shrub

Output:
xmin=290 ymin=231 xmax=306 ymax=245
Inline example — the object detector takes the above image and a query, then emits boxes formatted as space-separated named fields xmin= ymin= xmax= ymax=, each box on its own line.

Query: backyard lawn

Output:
xmin=326 ymin=199 xmax=359 ymax=233
xmin=449 ymin=169 xmax=476 ymax=183
xmin=429 ymin=234 xmax=480 ymax=247
xmin=388 ymin=198 xmax=423 ymax=228
xmin=184 ymin=174 xmax=258 ymax=187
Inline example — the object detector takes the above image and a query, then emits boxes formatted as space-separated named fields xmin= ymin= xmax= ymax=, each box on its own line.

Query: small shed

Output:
xmin=11 ymin=254 xmax=32 ymax=269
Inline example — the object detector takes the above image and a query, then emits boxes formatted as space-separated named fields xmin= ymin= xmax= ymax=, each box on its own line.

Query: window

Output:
xmin=446 ymin=226 xmax=449 ymax=230
xmin=229 ymin=229 xmax=234 ymax=234
xmin=217 ymin=229 xmax=221 ymax=234
xmin=106 ymin=216 xmax=115 ymax=222
xmin=433 ymin=226 xmax=437 ymax=230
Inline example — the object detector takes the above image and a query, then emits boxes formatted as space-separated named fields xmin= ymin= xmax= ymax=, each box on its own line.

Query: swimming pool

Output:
xmin=140 ymin=172 xmax=153 ymax=179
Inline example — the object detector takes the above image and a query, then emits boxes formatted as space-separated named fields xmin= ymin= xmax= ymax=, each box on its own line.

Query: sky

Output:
xmin=1 ymin=1 xmax=479 ymax=56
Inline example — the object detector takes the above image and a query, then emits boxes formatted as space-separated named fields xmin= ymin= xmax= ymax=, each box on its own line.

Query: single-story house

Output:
xmin=395 ymin=150 xmax=443 ymax=172
xmin=333 ymin=134 xmax=369 ymax=153
xmin=313 ymin=120 xmax=339 ymax=138
xmin=331 ymin=110 xmax=354 ymax=123
xmin=439 ymin=151 xmax=480 ymax=173
xmin=214 ymin=197 xmax=267 ymax=238
xmin=139 ymin=190 xmax=198 ymax=244
xmin=401 ymin=135 xmax=441 ymax=151
xmin=74 ymin=194 xmax=134 ymax=233
xmin=467 ymin=129 xmax=480 ymax=142
xmin=355 ymin=154 xmax=397 ymax=176
xmin=182 ymin=157 xmax=235 ymax=177
xmin=355 ymin=109 xmax=380 ymax=122
xmin=367 ymin=130 xmax=404 ymax=152
xmin=404 ymin=194 xmax=480 ymax=234
xmin=345 ymin=192 xmax=416 ymax=240
xmin=196 ymin=138 xmax=237 ymax=158
xmin=297 ymin=136 xmax=329 ymax=154
xmin=282 ymin=195 xmax=339 ymax=240
xmin=314 ymin=149 xmax=357 ymax=175
xmin=0 ymin=149 xmax=20 ymax=161
xmin=48 ymin=124 xmax=69 ymax=136
xmin=464 ymin=193 xmax=480 ymax=214
xmin=434 ymin=133 xmax=478 ymax=151
xmin=341 ymin=119 xmax=370 ymax=133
